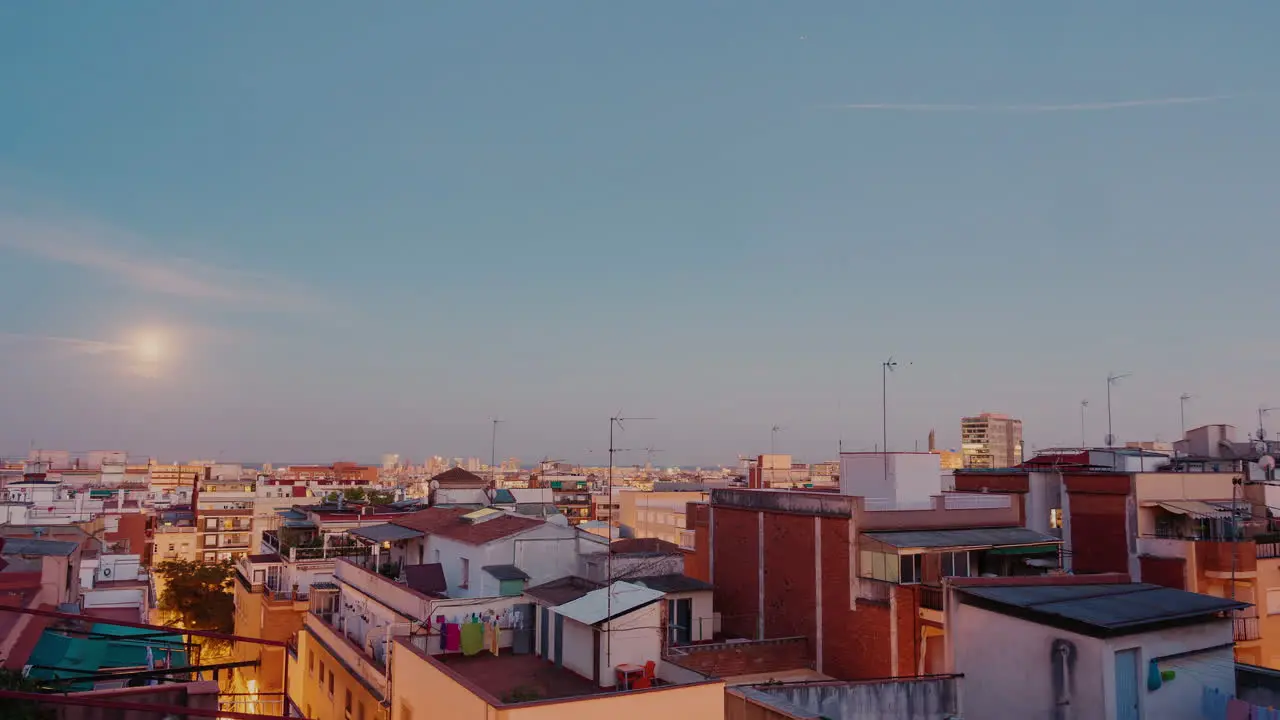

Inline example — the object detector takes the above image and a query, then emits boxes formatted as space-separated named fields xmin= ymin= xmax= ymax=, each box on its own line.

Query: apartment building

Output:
xmin=952 ymin=458 xmax=1280 ymax=666
xmin=960 ymin=412 xmax=1024 ymax=469
xmin=707 ymin=488 xmax=1060 ymax=679
xmin=148 ymin=463 xmax=208 ymax=490
xmin=291 ymin=554 xmax=724 ymax=720
xmin=617 ymin=489 xmax=709 ymax=549
xmin=194 ymin=475 xmax=255 ymax=562
xmin=279 ymin=462 xmax=379 ymax=485
xmin=530 ymin=474 xmax=594 ymax=525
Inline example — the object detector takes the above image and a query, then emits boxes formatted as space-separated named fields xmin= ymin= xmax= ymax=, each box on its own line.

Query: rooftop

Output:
xmin=863 ymin=526 xmax=1061 ymax=551
xmin=957 ymin=582 xmax=1247 ymax=638
xmin=391 ymin=507 xmax=544 ymax=546
xmin=609 ymin=537 xmax=681 ymax=555
xmin=482 ymin=564 xmax=530 ymax=581
xmin=525 ymin=576 xmax=605 ymax=606
xmin=555 ymin=581 xmax=665 ymax=626
xmin=0 ymin=538 xmax=79 ymax=557
xmin=431 ymin=649 xmax=604 ymax=703
xmin=627 ymin=574 xmax=714 ymax=594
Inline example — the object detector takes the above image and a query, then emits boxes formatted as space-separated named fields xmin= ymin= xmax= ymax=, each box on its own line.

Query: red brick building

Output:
xmin=707 ymin=488 xmax=1061 ymax=680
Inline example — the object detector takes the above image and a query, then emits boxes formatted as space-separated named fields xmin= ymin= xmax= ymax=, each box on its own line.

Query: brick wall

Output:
xmin=1140 ymin=555 xmax=1187 ymax=590
xmin=818 ymin=516 xmax=894 ymax=680
xmin=893 ymin=585 xmax=921 ymax=676
xmin=667 ymin=637 xmax=811 ymax=678
xmin=684 ymin=502 xmax=710 ymax=582
xmin=713 ymin=507 xmax=761 ymax=639
xmin=1068 ymin=492 xmax=1129 ymax=574
xmin=762 ymin=513 xmax=816 ymax=640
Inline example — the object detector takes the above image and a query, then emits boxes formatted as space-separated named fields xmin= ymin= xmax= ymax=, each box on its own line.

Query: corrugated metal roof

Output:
xmin=0 ymin=538 xmax=79 ymax=557
xmin=554 ymin=581 xmax=665 ymax=626
xmin=863 ymin=527 xmax=1061 ymax=550
xmin=349 ymin=524 xmax=425 ymax=543
xmin=958 ymin=583 xmax=1247 ymax=637
xmin=525 ymin=576 xmax=605 ymax=606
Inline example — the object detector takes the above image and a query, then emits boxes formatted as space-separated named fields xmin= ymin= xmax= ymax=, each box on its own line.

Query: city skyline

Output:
xmin=4 ymin=2 xmax=1280 ymax=464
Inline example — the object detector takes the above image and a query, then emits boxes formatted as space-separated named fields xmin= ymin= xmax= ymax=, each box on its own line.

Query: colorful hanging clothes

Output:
xmin=481 ymin=622 xmax=493 ymax=654
xmin=443 ymin=623 xmax=462 ymax=652
xmin=460 ymin=622 xmax=484 ymax=656
xmin=489 ymin=622 xmax=501 ymax=655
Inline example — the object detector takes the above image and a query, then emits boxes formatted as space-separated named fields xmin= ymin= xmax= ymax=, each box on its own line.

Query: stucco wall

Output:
xmin=951 ymin=599 xmax=1234 ymax=720
xmin=599 ymin=602 xmax=663 ymax=684
xmin=730 ymin=676 xmax=959 ymax=720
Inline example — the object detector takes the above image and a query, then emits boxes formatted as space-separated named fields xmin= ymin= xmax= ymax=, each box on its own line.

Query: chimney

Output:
xmin=928 ymin=429 xmax=936 ymax=453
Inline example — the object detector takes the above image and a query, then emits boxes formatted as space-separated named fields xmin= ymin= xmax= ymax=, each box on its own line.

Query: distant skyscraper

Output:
xmin=960 ymin=413 xmax=1024 ymax=469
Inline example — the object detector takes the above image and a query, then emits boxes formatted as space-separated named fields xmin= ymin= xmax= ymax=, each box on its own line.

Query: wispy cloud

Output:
xmin=0 ymin=213 xmax=322 ymax=312
xmin=0 ymin=331 xmax=129 ymax=355
xmin=829 ymin=95 xmax=1231 ymax=113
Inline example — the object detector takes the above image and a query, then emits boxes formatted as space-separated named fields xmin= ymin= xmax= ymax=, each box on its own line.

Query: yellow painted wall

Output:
xmin=389 ymin=638 xmax=724 ymax=720
xmin=390 ymin=640 xmax=489 ymax=720
xmin=1255 ymin=557 xmax=1280 ymax=668
xmin=1134 ymin=472 xmax=1236 ymax=503
xmin=297 ymin=626 xmax=389 ymax=720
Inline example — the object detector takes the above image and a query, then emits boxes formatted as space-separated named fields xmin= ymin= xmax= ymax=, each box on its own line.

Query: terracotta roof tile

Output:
xmin=391 ymin=507 xmax=543 ymax=545
xmin=429 ymin=468 xmax=488 ymax=488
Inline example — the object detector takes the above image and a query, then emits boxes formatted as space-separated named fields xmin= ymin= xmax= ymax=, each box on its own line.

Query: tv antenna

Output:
xmin=1105 ymin=372 xmax=1132 ymax=447
xmin=607 ymin=411 xmax=653 ymax=670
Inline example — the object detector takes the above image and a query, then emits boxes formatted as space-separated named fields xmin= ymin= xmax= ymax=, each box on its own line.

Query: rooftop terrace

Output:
xmin=434 ymin=652 xmax=606 ymax=703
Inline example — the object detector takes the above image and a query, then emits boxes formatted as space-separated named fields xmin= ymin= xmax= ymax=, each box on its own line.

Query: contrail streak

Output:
xmin=829 ymin=95 xmax=1230 ymax=113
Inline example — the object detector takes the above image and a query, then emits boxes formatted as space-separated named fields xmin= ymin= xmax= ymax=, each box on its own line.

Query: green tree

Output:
xmin=153 ymin=560 xmax=236 ymax=638
xmin=0 ymin=669 xmax=53 ymax=719
xmin=342 ymin=487 xmax=367 ymax=503
xmin=366 ymin=489 xmax=395 ymax=505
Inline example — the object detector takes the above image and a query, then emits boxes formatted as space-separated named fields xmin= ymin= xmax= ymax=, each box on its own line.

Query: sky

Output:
xmin=2 ymin=2 xmax=1280 ymax=467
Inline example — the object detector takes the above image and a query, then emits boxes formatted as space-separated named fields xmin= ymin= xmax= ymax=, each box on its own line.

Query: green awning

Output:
xmin=987 ymin=544 xmax=1058 ymax=556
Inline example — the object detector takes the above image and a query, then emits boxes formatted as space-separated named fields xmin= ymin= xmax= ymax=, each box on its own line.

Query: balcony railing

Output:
xmin=920 ymin=585 xmax=944 ymax=612
xmin=856 ymin=578 xmax=893 ymax=604
xmin=1258 ymin=542 xmax=1280 ymax=559
xmin=1235 ymin=617 xmax=1261 ymax=641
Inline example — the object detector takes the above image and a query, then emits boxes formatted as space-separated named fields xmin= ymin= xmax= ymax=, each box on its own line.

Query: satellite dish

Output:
xmin=1260 ymin=456 xmax=1276 ymax=472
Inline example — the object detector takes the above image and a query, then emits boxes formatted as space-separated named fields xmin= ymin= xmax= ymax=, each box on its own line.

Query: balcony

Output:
xmin=856 ymin=578 xmax=893 ymax=604
xmin=1234 ymin=616 xmax=1261 ymax=642
xmin=305 ymin=612 xmax=389 ymax=699
xmin=1195 ymin=540 xmax=1257 ymax=578
xmin=920 ymin=585 xmax=944 ymax=612
xmin=1259 ymin=542 xmax=1280 ymax=559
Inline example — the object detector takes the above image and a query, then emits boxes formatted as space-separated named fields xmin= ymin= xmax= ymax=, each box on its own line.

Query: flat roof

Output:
xmin=957 ymin=583 xmax=1247 ymax=638
xmin=628 ymin=574 xmax=714 ymax=594
xmin=349 ymin=523 xmax=425 ymax=543
xmin=863 ymin=526 xmax=1060 ymax=551
xmin=1 ymin=538 xmax=79 ymax=557
xmin=524 ymin=576 xmax=605 ymax=606
xmin=432 ymin=650 xmax=605 ymax=703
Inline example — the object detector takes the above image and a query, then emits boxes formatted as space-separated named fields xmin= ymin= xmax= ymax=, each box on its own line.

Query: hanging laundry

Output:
xmin=443 ymin=623 xmax=462 ymax=652
xmin=482 ymin=622 xmax=493 ymax=654
xmin=461 ymin=622 xmax=484 ymax=656
xmin=489 ymin=622 xmax=501 ymax=654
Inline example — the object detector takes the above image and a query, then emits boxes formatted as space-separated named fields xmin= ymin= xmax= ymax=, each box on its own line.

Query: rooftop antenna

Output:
xmin=608 ymin=411 xmax=653 ymax=671
xmin=1105 ymin=372 xmax=1132 ymax=447
xmin=882 ymin=356 xmax=910 ymax=486
xmin=770 ymin=425 xmax=784 ymax=456
xmin=489 ymin=417 xmax=504 ymax=487
xmin=1258 ymin=406 xmax=1279 ymax=442
xmin=1080 ymin=400 xmax=1089 ymax=448
xmin=1179 ymin=394 xmax=1193 ymax=439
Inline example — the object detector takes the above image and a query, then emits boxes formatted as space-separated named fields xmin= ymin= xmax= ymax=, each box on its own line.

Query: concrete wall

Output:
xmin=561 ymin=615 xmax=597 ymax=684
xmin=950 ymin=599 xmax=1234 ymax=720
xmin=600 ymin=601 xmax=663 ymax=685
xmin=728 ymin=676 xmax=960 ymax=720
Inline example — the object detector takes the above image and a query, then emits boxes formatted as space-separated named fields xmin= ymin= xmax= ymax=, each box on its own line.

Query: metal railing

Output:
xmin=920 ymin=585 xmax=944 ymax=611
xmin=1235 ymin=617 xmax=1261 ymax=641
xmin=1258 ymin=542 xmax=1280 ymax=559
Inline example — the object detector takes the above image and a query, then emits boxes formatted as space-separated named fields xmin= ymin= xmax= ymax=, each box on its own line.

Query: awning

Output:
xmin=1156 ymin=501 xmax=1233 ymax=519
xmin=863 ymin=526 xmax=1062 ymax=551
xmin=349 ymin=524 xmax=425 ymax=543
xmin=988 ymin=544 xmax=1059 ymax=556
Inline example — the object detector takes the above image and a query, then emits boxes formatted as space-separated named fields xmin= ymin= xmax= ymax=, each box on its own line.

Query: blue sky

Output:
xmin=2 ymin=2 xmax=1279 ymax=466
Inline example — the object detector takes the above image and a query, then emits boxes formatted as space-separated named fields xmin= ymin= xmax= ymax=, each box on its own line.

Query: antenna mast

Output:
xmin=607 ymin=411 xmax=653 ymax=674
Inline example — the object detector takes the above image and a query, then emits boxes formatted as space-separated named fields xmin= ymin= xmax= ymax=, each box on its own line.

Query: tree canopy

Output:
xmin=153 ymin=559 xmax=236 ymax=636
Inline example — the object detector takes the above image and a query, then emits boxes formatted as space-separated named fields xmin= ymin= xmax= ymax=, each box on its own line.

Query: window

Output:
xmin=167 ymin=544 xmax=175 ymax=552
xmin=1050 ymin=508 xmax=1063 ymax=529
xmin=308 ymin=650 xmax=314 ymax=676
xmin=941 ymin=551 xmax=971 ymax=578
xmin=859 ymin=550 xmax=899 ymax=583
xmin=328 ymin=670 xmax=334 ymax=696
xmin=1267 ymin=589 xmax=1280 ymax=616
xmin=319 ymin=660 xmax=325 ymax=684
xmin=460 ymin=558 xmax=470 ymax=588
xmin=899 ymin=554 xmax=922 ymax=584
xmin=345 ymin=689 xmax=352 ymax=717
